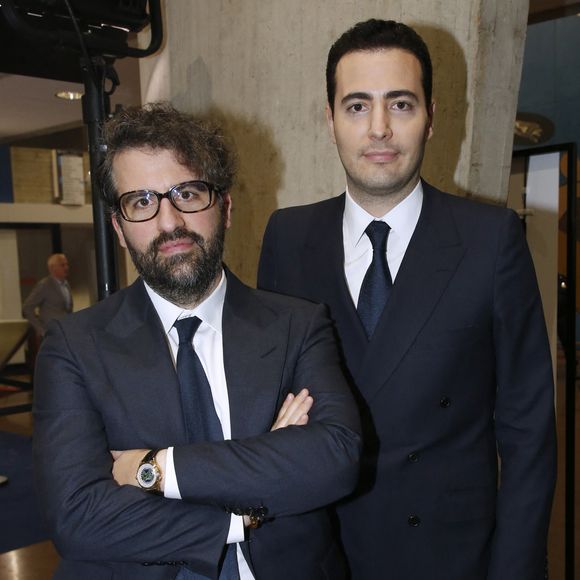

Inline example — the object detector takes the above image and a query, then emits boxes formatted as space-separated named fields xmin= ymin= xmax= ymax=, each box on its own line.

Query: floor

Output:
xmin=0 ymin=391 xmax=60 ymax=580
xmin=0 ymin=354 xmax=578 ymax=580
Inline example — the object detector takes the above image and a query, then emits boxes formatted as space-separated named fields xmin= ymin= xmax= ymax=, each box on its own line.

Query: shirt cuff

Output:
xmin=227 ymin=515 xmax=245 ymax=544
xmin=163 ymin=447 xmax=182 ymax=499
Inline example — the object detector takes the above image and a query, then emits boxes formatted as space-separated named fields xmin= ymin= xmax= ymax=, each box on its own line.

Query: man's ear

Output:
xmin=325 ymin=103 xmax=337 ymax=145
xmin=427 ymin=100 xmax=436 ymax=141
xmin=222 ymin=193 xmax=232 ymax=229
xmin=111 ymin=214 xmax=128 ymax=249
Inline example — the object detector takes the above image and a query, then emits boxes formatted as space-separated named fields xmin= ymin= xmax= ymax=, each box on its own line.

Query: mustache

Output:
xmin=148 ymin=227 xmax=205 ymax=255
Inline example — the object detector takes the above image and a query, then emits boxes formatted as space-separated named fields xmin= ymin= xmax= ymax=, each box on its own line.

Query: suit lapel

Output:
xmin=300 ymin=194 xmax=368 ymax=343
xmin=94 ymin=280 xmax=187 ymax=444
xmin=357 ymin=185 xmax=466 ymax=401
xmin=222 ymin=272 xmax=291 ymax=439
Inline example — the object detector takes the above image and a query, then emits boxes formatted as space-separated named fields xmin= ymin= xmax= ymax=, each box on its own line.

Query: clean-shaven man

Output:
xmin=259 ymin=19 xmax=556 ymax=580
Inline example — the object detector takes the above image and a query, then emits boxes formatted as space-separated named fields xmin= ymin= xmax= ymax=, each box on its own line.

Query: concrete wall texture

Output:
xmin=141 ymin=0 xmax=529 ymax=284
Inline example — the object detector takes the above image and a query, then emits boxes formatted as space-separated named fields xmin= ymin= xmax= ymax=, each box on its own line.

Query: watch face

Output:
xmin=137 ymin=463 xmax=157 ymax=489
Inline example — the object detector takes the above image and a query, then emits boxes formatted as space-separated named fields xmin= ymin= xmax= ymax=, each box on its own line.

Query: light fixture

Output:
xmin=55 ymin=90 xmax=83 ymax=101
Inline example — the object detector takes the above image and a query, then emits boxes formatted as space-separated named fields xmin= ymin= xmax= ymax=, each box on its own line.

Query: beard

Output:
xmin=124 ymin=217 xmax=226 ymax=307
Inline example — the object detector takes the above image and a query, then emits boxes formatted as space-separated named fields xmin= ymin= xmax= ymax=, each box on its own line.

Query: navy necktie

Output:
xmin=174 ymin=316 xmax=223 ymax=442
xmin=174 ymin=317 xmax=240 ymax=580
xmin=357 ymin=221 xmax=393 ymax=339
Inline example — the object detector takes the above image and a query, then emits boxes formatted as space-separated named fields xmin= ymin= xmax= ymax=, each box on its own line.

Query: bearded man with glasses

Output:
xmin=33 ymin=103 xmax=361 ymax=580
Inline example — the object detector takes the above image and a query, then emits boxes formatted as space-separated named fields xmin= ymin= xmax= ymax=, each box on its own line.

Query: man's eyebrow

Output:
xmin=385 ymin=90 xmax=419 ymax=102
xmin=340 ymin=89 xmax=419 ymax=106
xmin=340 ymin=91 xmax=372 ymax=105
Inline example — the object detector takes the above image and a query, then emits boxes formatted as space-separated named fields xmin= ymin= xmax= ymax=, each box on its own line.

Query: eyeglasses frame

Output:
xmin=116 ymin=180 xmax=218 ymax=223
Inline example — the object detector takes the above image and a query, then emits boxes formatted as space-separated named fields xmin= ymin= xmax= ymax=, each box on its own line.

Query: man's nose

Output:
xmin=369 ymin=107 xmax=393 ymax=140
xmin=156 ymin=197 xmax=186 ymax=231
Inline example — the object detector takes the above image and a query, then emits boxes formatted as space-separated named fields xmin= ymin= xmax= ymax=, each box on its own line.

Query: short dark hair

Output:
xmin=98 ymin=102 xmax=236 ymax=213
xmin=326 ymin=19 xmax=433 ymax=114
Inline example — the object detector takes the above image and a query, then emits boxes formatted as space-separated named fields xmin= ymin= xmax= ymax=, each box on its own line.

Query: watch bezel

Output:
xmin=136 ymin=449 xmax=162 ymax=492
xmin=137 ymin=462 xmax=160 ymax=489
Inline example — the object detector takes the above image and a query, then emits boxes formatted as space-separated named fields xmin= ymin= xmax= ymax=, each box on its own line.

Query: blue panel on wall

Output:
xmin=0 ymin=146 xmax=13 ymax=203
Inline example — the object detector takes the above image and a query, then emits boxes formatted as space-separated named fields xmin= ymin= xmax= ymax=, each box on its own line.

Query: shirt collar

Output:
xmin=144 ymin=269 xmax=226 ymax=335
xmin=344 ymin=180 xmax=424 ymax=248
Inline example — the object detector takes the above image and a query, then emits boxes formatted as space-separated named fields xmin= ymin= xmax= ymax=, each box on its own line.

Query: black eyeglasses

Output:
xmin=117 ymin=180 xmax=217 ymax=222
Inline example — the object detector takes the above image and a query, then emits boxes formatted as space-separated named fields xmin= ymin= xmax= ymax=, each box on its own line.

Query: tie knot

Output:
xmin=174 ymin=316 xmax=202 ymax=344
xmin=365 ymin=221 xmax=390 ymax=251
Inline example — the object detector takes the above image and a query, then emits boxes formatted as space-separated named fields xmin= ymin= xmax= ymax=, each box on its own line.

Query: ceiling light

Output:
xmin=55 ymin=90 xmax=83 ymax=101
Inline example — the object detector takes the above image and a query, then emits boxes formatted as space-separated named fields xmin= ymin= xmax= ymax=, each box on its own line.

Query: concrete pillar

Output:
xmin=142 ymin=0 xmax=529 ymax=284
xmin=0 ymin=230 xmax=22 ymax=320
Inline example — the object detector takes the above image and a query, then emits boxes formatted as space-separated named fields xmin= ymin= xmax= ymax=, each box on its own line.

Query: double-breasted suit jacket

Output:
xmin=258 ymin=182 xmax=556 ymax=580
xmin=33 ymin=271 xmax=361 ymax=580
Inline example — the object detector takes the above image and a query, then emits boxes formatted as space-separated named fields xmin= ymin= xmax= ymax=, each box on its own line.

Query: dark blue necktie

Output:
xmin=357 ymin=221 xmax=393 ymax=339
xmin=174 ymin=317 xmax=240 ymax=580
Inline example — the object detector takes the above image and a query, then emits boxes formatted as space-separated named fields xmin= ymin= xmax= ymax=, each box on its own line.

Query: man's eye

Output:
xmin=125 ymin=194 xmax=155 ymax=210
xmin=392 ymin=101 xmax=412 ymax=111
xmin=177 ymin=190 xmax=200 ymax=202
xmin=136 ymin=196 xmax=154 ymax=207
xmin=348 ymin=103 xmax=366 ymax=113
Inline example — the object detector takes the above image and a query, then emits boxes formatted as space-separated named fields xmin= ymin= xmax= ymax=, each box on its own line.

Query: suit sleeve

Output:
xmin=22 ymin=279 xmax=47 ymax=335
xmin=173 ymin=303 xmax=362 ymax=518
xmin=488 ymin=210 xmax=557 ymax=580
xmin=33 ymin=322 xmax=230 ymax=578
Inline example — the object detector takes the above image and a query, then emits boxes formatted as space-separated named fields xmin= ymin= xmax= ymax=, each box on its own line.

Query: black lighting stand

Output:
xmin=1 ymin=0 xmax=163 ymax=300
xmin=80 ymin=56 xmax=118 ymax=299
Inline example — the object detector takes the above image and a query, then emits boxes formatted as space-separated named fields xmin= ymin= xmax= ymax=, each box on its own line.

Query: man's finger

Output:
xmin=271 ymin=389 xmax=313 ymax=430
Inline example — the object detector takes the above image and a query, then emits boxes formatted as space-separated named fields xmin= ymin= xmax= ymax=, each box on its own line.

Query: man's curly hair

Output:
xmin=98 ymin=102 xmax=236 ymax=214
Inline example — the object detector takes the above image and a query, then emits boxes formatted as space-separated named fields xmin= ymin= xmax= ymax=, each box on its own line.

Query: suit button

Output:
xmin=408 ymin=515 xmax=421 ymax=527
xmin=439 ymin=396 xmax=451 ymax=408
xmin=407 ymin=452 xmax=419 ymax=463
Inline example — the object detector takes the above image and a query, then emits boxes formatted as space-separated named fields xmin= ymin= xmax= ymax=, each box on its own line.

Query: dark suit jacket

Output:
xmin=22 ymin=276 xmax=73 ymax=335
xmin=33 ymin=271 xmax=361 ymax=580
xmin=258 ymin=182 xmax=557 ymax=580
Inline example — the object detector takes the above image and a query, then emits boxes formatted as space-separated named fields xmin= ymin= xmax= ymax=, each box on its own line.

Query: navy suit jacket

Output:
xmin=258 ymin=182 xmax=556 ymax=580
xmin=33 ymin=271 xmax=361 ymax=580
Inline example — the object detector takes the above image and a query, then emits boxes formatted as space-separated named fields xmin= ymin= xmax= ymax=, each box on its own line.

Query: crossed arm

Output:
xmin=111 ymin=389 xmax=314 ymax=495
xmin=33 ymin=302 xmax=360 ymax=573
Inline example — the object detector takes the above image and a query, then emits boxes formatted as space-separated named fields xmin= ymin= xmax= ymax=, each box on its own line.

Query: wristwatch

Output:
xmin=136 ymin=449 xmax=162 ymax=493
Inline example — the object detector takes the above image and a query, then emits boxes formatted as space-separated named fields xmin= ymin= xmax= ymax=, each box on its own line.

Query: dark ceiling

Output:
xmin=529 ymin=0 xmax=580 ymax=24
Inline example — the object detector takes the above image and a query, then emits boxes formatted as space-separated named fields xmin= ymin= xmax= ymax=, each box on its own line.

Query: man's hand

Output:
xmin=111 ymin=448 xmax=167 ymax=492
xmin=271 ymin=388 xmax=313 ymax=431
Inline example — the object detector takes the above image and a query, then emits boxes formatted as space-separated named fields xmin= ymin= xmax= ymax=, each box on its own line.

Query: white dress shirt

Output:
xmin=144 ymin=271 xmax=254 ymax=579
xmin=343 ymin=181 xmax=423 ymax=305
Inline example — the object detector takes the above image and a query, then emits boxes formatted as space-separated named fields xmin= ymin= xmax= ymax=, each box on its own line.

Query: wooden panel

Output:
xmin=10 ymin=147 xmax=55 ymax=204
